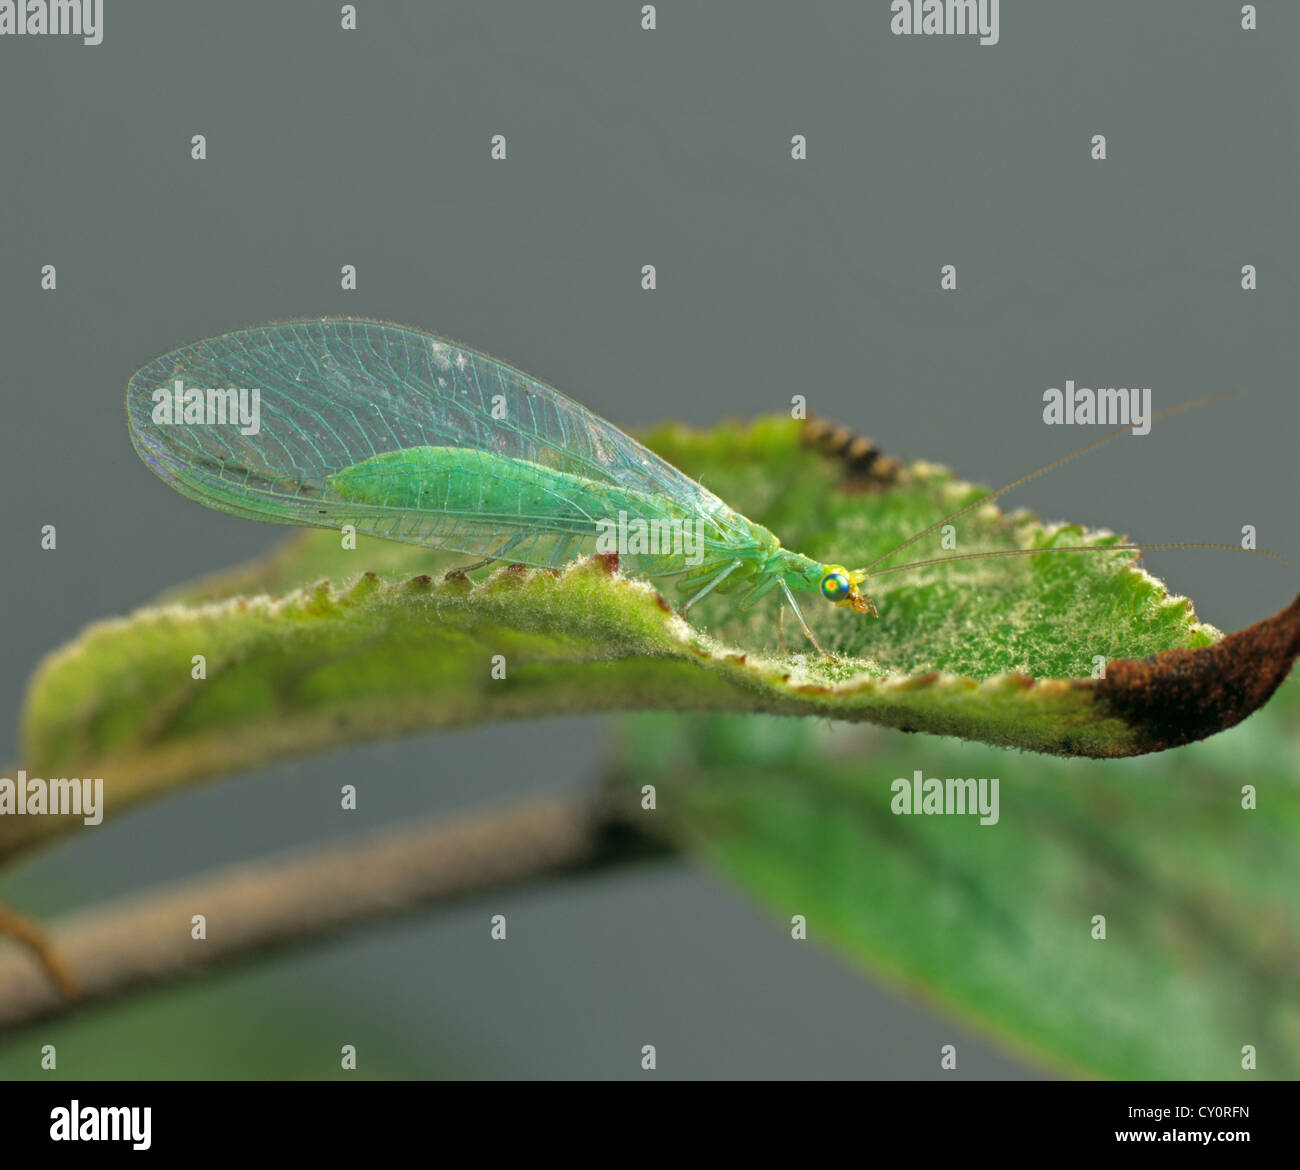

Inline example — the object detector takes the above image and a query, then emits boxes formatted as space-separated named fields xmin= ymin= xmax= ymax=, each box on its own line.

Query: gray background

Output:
xmin=1 ymin=1 xmax=1296 ymax=1078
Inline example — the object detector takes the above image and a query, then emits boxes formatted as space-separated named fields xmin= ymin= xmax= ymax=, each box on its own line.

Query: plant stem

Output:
xmin=0 ymin=793 xmax=668 ymax=1033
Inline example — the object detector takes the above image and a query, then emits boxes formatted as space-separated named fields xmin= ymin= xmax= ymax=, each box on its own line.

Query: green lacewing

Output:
xmin=126 ymin=318 xmax=1281 ymax=659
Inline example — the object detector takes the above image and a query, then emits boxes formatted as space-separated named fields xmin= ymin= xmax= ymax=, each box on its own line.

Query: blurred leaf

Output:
xmin=611 ymin=688 xmax=1300 ymax=1079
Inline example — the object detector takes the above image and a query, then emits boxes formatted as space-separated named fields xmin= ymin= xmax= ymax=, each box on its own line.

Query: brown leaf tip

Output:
xmin=593 ymin=552 xmax=620 ymax=575
xmin=1098 ymin=593 xmax=1300 ymax=750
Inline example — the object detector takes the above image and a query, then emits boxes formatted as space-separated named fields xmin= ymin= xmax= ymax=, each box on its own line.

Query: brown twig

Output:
xmin=0 ymin=794 xmax=665 ymax=1033
xmin=0 ymin=901 xmax=82 ymax=999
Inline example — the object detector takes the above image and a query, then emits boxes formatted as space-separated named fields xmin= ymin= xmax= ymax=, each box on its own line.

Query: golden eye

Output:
xmin=820 ymin=567 xmax=851 ymax=601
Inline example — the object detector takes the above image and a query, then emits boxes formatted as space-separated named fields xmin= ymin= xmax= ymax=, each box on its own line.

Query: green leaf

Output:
xmin=611 ymin=691 xmax=1300 ymax=1079
xmin=10 ymin=417 xmax=1296 ymax=858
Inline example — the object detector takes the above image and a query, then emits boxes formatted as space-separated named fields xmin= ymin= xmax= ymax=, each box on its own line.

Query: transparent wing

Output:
xmin=126 ymin=318 xmax=752 ymax=569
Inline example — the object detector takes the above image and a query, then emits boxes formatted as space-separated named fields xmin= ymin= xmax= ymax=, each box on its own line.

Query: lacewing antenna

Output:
xmin=862 ymin=542 xmax=1285 ymax=582
xmin=858 ymin=390 xmax=1243 ymax=577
